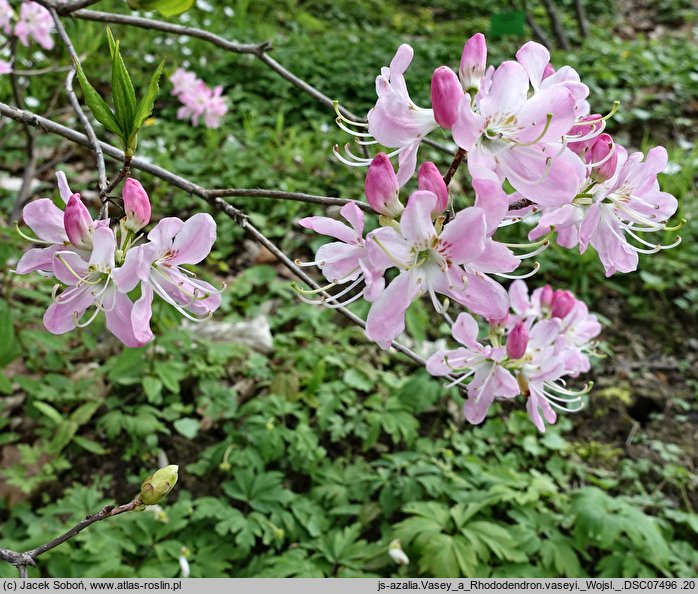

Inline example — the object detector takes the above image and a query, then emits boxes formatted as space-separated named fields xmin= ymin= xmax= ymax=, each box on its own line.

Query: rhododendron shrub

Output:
xmin=299 ymin=33 xmax=681 ymax=432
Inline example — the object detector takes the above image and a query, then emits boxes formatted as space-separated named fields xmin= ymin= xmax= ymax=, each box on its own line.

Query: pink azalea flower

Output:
xmin=0 ymin=0 xmax=14 ymax=35
xmin=515 ymin=41 xmax=590 ymax=118
xmin=336 ymin=44 xmax=437 ymax=186
xmin=0 ymin=59 xmax=12 ymax=75
xmin=14 ymin=171 xmax=77 ymax=276
xmin=364 ymin=191 xmax=516 ymax=348
xmin=44 ymin=227 xmax=148 ymax=347
xmin=451 ymin=59 xmax=585 ymax=207
xmin=170 ymin=67 xmax=198 ymax=97
xmin=14 ymin=1 xmax=54 ymax=51
xmin=508 ymin=280 xmax=601 ymax=377
xmin=173 ymin=72 xmax=228 ymax=129
xmin=113 ymin=213 xmax=222 ymax=343
xmin=530 ymin=145 xmax=680 ymax=276
xmin=298 ymin=202 xmax=366 ymax=283
xmin=426 ymin=312 xmax=519 ymax=424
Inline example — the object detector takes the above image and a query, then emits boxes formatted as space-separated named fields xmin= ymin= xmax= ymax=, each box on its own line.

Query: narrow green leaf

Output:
xmin=106 ymin=26 xmax=116 ymax=60
xmin=0 ymin=300 xmax=20 ymax=368
xmin=73 ymin=58 xmax=122 ymax=136
xmin=128 ymin=58 xmax=166 ymax=149
xmin=33 ymin=401 xmax=64 ymax=426
xmin=111 ymin=39 xmax=138 ymax=143
xmin=72 ymin=435 xmax=108 ymax=455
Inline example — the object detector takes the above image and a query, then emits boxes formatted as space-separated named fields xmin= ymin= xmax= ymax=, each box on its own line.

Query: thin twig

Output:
xmin=55 ymin=0 xmax=101 ymax=13
xmin=0 ymin=497 xmax=140 ymax=577
xmin=71 ymin=8 xmax=271 ymax=56
xmin=442 ymin=147 xmax=466 ymax=187
xmin=208 ymin=188 xmax=372 ymax=212
xmin=8 ymin=38 xmax=38 ymax=222
xmin=104 ymin=155 xmax=132 ymax=195
xmin=45 ymin=5 xmax=109 ymax=213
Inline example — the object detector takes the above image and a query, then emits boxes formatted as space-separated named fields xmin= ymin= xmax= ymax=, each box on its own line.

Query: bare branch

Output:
xmin=44 ymin=5 xmax=109 ymax=214
xmin=0 ymin=497 xmax=140 ymax=577
xmin=541 ymin=0 xmax=571 ymax=50
xmin=70 ymin=8 xmax=270 ymax=56
xmin=27 ymin=498 xmax=140 ymax=559
xmin=208 ymin=188 xmax=372 ymax=212
xmin=55 ymin=0 xmax=101 ymax=14
xmin=8 ymin=38 xmax=38 ymax=222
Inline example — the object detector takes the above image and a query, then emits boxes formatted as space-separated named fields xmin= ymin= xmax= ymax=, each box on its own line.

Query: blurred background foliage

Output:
xmin=0 ymin=0 xmax=696 ymax=578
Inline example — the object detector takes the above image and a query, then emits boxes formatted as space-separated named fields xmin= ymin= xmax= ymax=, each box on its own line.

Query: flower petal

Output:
xmin=89 ymin=226 xmax=116 ymax=269
xmin=43 ymin=285 xmax=95 ymax=334
xmin=440 ymin=206 xmax=486 ymax=264
xmin=23 ymin=199 xmax=68 ymax=243
xmin=170 ymin=213 xmax=217 ymax=265
xmin=15 ymin=244 xmax=60 ymax=275
xmin=299 ymin=216 xmax=357 ymax=244
xmin=366 ymin=269 xmax=422 ymax=349
xmin=401 ymin=191 xmax=437 ymax=245
xmin=105 ymin=288 xmax=152 ymax=347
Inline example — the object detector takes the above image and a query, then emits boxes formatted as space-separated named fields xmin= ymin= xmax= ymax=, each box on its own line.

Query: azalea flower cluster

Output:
xmin=297 ymin=33 xmax=681 ymax=431
xmin=427 ymin=281 xmax=601 ymax=432
xmin=170 ymin=67 xmax=228 ymax=129
xmin=0 ymin=0 xmax=54 ymax=73
xmin=15 ymin=174 xmax=222 ymax=346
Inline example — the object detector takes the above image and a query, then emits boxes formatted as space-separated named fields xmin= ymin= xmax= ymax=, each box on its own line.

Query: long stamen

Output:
xmin=74 ymin=305 xmax=102 ymax=328
xmin=515 ymin=241 xmax=550 ymax=260
xmin=55 ymin=253 xmax=101 ymax=285
xmin=333 ymin=101 xmax=368 ymax=127
xmin=15 ymin=222 xmax=54 ymax=245
xmin=372 ymin=236 xmax=408 ymax=269
xmin=335 ymin=118 xmax=373 ymax=137
xmin=516 ymin=113 xmax=554 ymax=147
xmin=494 ymin=261 xmax=540 ymax=279
xmin=150 ymin=277 xmax=214 ymax=322
xmin=623 ymin=226 xmax=682 ymax=251
xmin=444 ymin=368 xmax=477 ymax=389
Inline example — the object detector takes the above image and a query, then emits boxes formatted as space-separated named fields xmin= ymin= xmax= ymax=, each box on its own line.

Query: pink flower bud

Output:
xmin=64 ymin=193 xmax=94 ymax=249
xmin=540 ymin=284 xmax=554 ymax=307
xmin=431 ymin=66 xmax=462 ymax=129
xmin=589 ymin=133 xmax=618 ymax=181
xmin=567 ymin=114 xmax=602 ymax=158
xmin=551 ymin=289 xmax=575 ymax=319
xmin=123 ymin=178 xmax=151 ymax=232
xmin=365 ymin=153 xmax=403 ymax=218
xmin=459 ymin=33 xmax=487 ymax=93
xmin=418 ymin=162 xmax=448 ymax=216
xmin=542 ymin=63 xmax=555 ymax=80
xmin=506 ymin=322 xmax=529 ymax=360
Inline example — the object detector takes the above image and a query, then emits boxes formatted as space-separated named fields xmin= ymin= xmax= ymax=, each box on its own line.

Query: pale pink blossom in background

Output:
xmin=170 ymin=69 xmax=228 ymax=129
xmin=0 ymin=59 xmax=11 ymax=74
xmin=14 ymin=1 xmax=54 ymax=51
xmin=0 ymin=0 xmax=13 ymax=35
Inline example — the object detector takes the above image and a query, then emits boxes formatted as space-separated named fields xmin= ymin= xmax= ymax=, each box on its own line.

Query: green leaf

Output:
xmin=33 ymin=401 xmax=64 ymax=426
xmin=129 ymin=59 xmax=166 ymax=150
xmin=110 ymin=38 xmax=137 ymax=143
xmin=48 ymin=420 xmax=79 ymax=453
xmin=142 ymin=376 xmax=163 ymax=403
xmin=70 ymin=401 xmax=101 ymax=426
xmin=0 ymin=300 xmax=20 ymax=368
xmin=173 ymin=417 xmax=200 ymax=440
xmin=72 ymin=435 xmax=107 ymax=455
xmin=73 ymin=58 xmax=122 ymax=136
xmin=136 ymin=0 xmax=196 ymax=17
